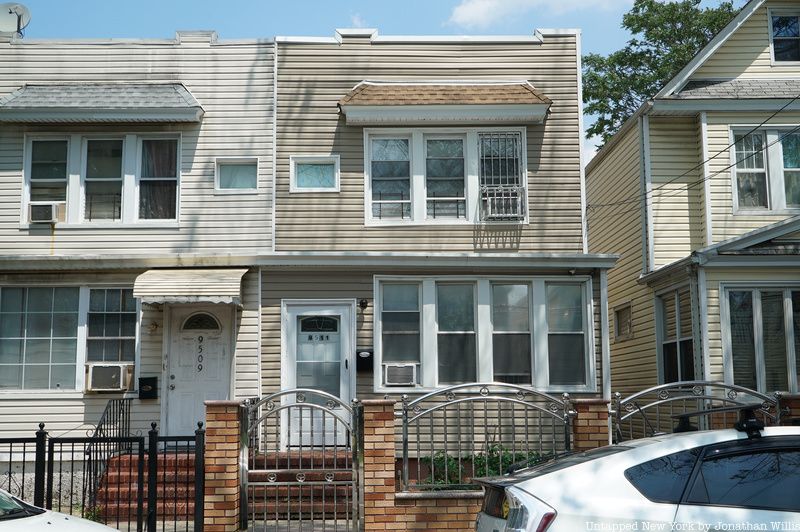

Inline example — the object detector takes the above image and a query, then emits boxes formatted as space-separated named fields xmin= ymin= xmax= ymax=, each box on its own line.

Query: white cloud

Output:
xmin=350 ymin=13 xmax=368 ymax=28
xmin=582 ymin=134 xmax=601 ymax=168
xmin=448 ymin=0 xmax=630 ymax=30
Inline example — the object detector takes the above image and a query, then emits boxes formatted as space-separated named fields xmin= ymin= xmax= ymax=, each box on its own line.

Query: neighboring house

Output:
xmin=586 ymin=0 xmax=800 ymax=398
xmin=0 ymin=26 xmax=615 ymax=438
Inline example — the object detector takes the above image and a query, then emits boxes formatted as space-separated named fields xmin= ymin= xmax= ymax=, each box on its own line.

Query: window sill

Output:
xmin=213 ymin=189 xmax=260 ymax=196
xmin=364 ymin=218 xmax=529 ymax=227
xmin=20 ymin=222 xmax=180 ymax=230
xmin=733 ymin=208 xmax=800 ymax=216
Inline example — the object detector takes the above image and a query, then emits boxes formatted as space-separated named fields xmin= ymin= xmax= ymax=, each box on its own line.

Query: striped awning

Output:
xmin=133 ymin=268 xmax=247 ymax=305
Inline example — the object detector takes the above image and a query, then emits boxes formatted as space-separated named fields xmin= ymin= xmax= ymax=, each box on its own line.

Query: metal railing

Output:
xmin=480 ymin=185 xmax=526 ymax=221
xmin=612 ymin=380 xmax=783 ymax=443
xmin=399 ymin=383 xmax=574 ymax=491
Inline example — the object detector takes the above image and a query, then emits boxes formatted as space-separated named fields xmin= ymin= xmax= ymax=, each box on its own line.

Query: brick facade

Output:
xmin=572 ymin=398 xmax=610 ymax=450
xmin=204 ymin=400 xmax=242 ymax=532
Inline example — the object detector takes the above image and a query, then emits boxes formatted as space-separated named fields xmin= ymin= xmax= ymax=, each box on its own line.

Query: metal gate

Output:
xmin=612 ymin=380 xmax=783 ymax=443
xmin=241 ymin=389 xmax=362 ymax=531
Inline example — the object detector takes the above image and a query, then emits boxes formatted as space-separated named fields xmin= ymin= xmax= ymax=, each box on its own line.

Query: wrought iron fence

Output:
xmin=241 ymin=388 xmax=362 ymax=532
xmin=612 ymin=380 xmax=783 ymax=443
xmin=399 ymin=383 xmax=575 ymax=491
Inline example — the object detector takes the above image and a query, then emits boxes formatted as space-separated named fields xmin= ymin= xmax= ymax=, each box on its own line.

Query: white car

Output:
xmin=475 ymin=420 xmax=800 ymax=532
xmin=0 ymin=489 xmax=116 ymax=531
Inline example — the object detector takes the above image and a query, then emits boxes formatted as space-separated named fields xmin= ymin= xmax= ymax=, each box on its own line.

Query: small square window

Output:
xmin=614 ymin=304 xmax=632 ymax=340
xmin=290 ymin=155 xmax=340 ymax=193
xmin=216 ymin=158 xmax=258 ymax=192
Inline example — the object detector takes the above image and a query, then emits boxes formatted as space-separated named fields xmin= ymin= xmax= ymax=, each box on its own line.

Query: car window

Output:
xmin=625 ymin=447 xmax=700 ymax=503
xmin=686 ymin=448 xmax=800 ymax=512
xmin=0 ymin=491 xmax=24 ymax=517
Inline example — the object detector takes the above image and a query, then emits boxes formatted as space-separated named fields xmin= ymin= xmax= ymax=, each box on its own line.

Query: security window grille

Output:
xmin=479 ymin=132 xmax=525 ymax=221
xmin=87 ymin=288 xmax=136 ymax=363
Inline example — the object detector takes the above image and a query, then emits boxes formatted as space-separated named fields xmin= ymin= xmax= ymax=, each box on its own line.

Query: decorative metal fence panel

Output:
xmin=399 ymin=383 xmax=575 ymax=491
xmin=612 ymin=380 xmax=783 ymax=443
xmin=242 ymin=389 xmax=362 ymax=532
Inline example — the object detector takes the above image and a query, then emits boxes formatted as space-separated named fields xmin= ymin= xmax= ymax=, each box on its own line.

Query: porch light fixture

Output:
xmin=358 ymin=298 xmax=369 ymax=311
xmin=147 ymin=321 xmax=159 ymax=335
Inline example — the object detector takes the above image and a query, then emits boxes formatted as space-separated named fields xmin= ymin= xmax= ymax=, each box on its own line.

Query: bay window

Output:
xmin=375 ymin=276 xmax=594 ymax=392
xmin=365 ymin=128 xmax=527 ymax=224
xmin=732 ymin=128 xmax=800 ymax=212
xmin=724 ymin=286 xmax=800 ymax=393
xmin=24 ymin=134 xmax=179 ymax=225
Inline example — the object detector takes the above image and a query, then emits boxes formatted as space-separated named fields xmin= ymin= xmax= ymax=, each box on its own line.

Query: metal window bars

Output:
xmin=478 ymin=132 xmax=526 ymax=222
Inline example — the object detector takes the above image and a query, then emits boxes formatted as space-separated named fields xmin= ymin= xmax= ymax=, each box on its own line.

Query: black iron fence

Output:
xmin=398 ymin=383 xmax=575 ymax=491
xmin=0 ymin=420 xmax=205 ymax=532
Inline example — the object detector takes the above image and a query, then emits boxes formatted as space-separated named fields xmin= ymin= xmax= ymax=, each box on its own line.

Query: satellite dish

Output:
xmin=0 ymin=3 xmax=31 ymax=35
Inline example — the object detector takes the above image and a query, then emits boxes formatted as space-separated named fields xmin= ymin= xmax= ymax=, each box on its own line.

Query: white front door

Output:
xmin=282 ymin=301 xmax=355 ymax=446
xmin=167 ymin=307 xmax=232 ymax=435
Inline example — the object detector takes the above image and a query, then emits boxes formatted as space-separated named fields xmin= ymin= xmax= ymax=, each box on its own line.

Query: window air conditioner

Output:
xmin=28 ymin=202 xmax=64 ymax=224
xmin=383 ymin=363 xmax=417 ymax=387
xmin=86 ymin=364 xmax=134 ymax=392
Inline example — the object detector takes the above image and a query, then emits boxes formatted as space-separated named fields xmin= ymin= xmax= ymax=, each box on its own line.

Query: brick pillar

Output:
xmin=572 ymin=399 xmax=610 ymax=450
xmin=782 ymin=394 xmax=800 ymax=425
xmin=361 ymin=399 xmax=397 ymax=532
xmin=204 ymin=400 xmax=241 ymax=532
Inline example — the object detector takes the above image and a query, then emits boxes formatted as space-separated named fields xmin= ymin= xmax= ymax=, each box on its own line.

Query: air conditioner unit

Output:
xmin=383 ymin=363 xmax=417 ymax=387
xmin=86 ymin=364 xmax=134 ymax=392
xmin=28 ymin=202 xmax=64 ymax=224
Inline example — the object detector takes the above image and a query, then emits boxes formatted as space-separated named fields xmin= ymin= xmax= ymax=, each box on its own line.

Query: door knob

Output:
xmin=170 ymin=374 xmax=176 ymax=380
xmin=169 ymin=384 xmax=175 ymax=390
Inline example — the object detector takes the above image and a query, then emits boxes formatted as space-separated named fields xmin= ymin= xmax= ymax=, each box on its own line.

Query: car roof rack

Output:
xmin=671 ymin=403 xmax=766 ymax=438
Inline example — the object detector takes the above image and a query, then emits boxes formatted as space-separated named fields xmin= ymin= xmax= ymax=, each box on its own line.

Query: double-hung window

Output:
xmin=24 ymin=134 xmax=179 ymax=225
xmin=771 ymin=13 xmax=800 ymax=62
xmin=375 ymin=276 xmax=594 ymax=392
xmin=365 ymin=128 xmax=527 ymax=224
xmin=657 ymin=288 xmax=695 ymax=383
xmin=732 ymin=129 xmax=800 ymax=212
xmin=724 ymin=287 xmax=800 ymax=393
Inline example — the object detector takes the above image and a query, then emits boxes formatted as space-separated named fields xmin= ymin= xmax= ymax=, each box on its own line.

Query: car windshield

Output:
xmin=0 ymin=491 xmax=25 ymax=518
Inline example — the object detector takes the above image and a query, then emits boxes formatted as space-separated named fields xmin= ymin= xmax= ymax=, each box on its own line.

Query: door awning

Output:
xmin=133 ymin=268 xmax=248 ymax=305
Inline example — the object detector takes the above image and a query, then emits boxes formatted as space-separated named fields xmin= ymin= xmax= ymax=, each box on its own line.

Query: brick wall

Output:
xmin=783 ymin=394 xmax=800 ymax=425
xmin=572 ymin=399 xmax=610 ymax=450
xmin=204 ymin=400 xmax=241 ymax=532
xmin=361 ymin=399 xmax=482 ymax=532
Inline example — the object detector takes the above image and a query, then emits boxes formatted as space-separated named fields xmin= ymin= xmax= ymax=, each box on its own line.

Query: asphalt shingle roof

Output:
xmin=339 ymin=82 xmax=551 ymax=106
xmin=669 ymin=78 xmax=800 ymax=99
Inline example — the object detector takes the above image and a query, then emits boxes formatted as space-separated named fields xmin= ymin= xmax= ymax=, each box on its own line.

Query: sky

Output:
xmin=9 ymin=0 xmax=733 ymax=163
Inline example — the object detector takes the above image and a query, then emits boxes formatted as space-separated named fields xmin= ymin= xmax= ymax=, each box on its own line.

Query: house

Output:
xmin=586 ymin=0 xmax=800 ymax=398
xmin=0 ymin=25 xmax=615 ymax=439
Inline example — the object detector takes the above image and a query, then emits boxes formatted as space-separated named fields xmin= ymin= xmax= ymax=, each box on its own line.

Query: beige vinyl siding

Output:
xmin=234 ymin=269 xmax=261 ymax=400
xmin=275 ymin=34 xmax=584 ymax=252
xmin=692 ymin=0 xmax=800 ymax=80
xmin=260 ymin=268 xmax=604 ymax=400
xmin=649 ymin=117 xmax=706 ymax=267
xmin=0 ymin=34 xmax=273 ymax=255
xmin=586 ymin=123 xmax=659 ymax=395
xmin=705 ymin=111 xmax=799 ymax=243
xmin=704 ymin=266 xmax=800 ymax=385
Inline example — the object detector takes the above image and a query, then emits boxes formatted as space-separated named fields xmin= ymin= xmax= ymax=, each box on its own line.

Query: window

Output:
xmin=87 ymin=289 xmax=136 ymax=363
xmin=425 ymin=138 xmax=466 ymax=219
xmin=0 ymin=287 xmax=79 ymax=390
xmin=24 ymin=134 xmax=179 ymax=225
xmin=771 ymin=14 xmax=800 ymax=62
xmin=614 ymin=304 xmax=632 ymax=341
xmin=216 ymin=158 xmax=258 ymax=192
xmin=732 ymin=129 xmax=800 ymax=212
xmin=375 ymin=277 xmax=594 ymax=391
xmin=139 ymin=139 xmax=178 ymax=219
xmin=657 ymin=288 xmax=695 ymax=384
xmin=687 ymin=447 xmax=800 ymax=511
xmin=625 ymin=448 xmax=700 ymax=504
xmin=725 ymin=287 xmax=800 ymax=393
xmin=365 ymin=128 xmax=527 ymax=224
xmin=289 ymin=155 xmax=339 ymax=193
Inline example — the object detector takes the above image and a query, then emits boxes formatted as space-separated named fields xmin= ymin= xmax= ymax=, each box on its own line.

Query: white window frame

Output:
xmin=0 ymin=284 xmax=141 ymax=397
xmin=730 ymin=126 xmax=800 ymax=215
xmin=21 ymin=133 xmax=181 ymax=228
xmin=363 ymin=127 xmax=527 ymax=226
xmin=768 ymin=8 xmax=800 ymax=65
xmin=289 ymin=154 xmax=340 ymax=193
xmin=613 ymin=302 xmax=633 ymax=342
xmin=720 ymin=282 xmax=800 ymax=394
xmin=373 ymin=275 xmax=595 ymax=394
xmin=423 ymin=134 xmax=468 ymax=221
xmin=215 ymin=156 xmax=260 ymax=194
xmin=655 ymin=286 xmax=695 ymax=384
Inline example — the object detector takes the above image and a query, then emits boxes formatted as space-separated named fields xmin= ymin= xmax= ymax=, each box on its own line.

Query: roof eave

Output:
xmin=0 ymin=107 xmax=204 ymax=123
xmin=339 ymin=103 xmax=551 ymax=126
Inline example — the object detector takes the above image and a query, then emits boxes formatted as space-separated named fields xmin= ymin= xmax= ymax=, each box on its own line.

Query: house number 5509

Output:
xmin=197 ymin=335 xmax=204 ymax=372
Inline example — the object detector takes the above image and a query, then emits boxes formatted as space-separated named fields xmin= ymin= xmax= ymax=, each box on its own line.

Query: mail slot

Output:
xmin=138 ymin=377 xmax=158 ymax=400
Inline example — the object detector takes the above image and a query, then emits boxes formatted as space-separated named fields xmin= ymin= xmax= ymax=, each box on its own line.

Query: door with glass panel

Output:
xmin=283 ymin=302 xmax=354 ymax=447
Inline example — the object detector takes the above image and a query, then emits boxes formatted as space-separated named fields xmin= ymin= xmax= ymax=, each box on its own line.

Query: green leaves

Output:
xmin=583 ymin=0 xmax=738 ymax=144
